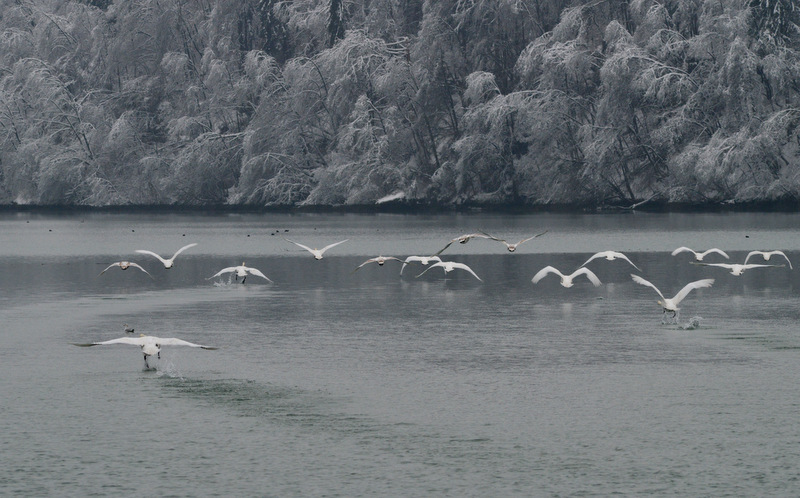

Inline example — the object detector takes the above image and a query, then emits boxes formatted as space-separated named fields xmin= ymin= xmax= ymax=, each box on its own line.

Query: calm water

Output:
xmin=1 ymin=211 xmax=799 ymax=496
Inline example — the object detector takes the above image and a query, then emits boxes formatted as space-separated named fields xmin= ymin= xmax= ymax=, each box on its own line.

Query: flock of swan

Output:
xmin=73 ymin=231 xmax=793 ymax=368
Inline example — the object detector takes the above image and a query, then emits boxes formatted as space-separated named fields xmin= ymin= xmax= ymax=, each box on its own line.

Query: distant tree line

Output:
xmin=1 ymin=0 xmax=799 ymax=208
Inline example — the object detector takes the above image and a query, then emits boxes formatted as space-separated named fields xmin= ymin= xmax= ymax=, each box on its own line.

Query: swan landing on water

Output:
xmin=72 ymin=334 xmax=217 ymax=369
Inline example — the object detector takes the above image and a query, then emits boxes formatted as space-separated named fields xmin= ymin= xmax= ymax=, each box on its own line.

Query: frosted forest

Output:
xmin=1 ymin=0 xmax=800 ymax=208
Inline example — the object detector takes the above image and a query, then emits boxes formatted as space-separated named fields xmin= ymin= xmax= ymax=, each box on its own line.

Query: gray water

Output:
xmin=1 ymin=211 xmax=799 ymax=496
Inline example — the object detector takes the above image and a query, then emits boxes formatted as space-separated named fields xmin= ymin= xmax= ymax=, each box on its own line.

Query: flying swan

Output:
xmin=208 ymin=263 xmax=273 ymax=283
xmin=353 ymin=256 xmax=404 ymax=272
xmin=481 ymin=230 xmax=548 ymax=252
xmin=284 ymin=238 xmax=349 ymax=260
xmin=691 ymin=262 xmax=784 ymax=276
xmin=671 ymin=246 xmax=729 ymax=261
xmin=416 ymin=261 xmax=483 ymax=281
xmin=532 ymin=266 xmax=601 ymax=288
xmin=72 ymin=334 xmax=217 ymax=369
xmin=631 ymin=274 xmax=714 ymax=323
xmin=98 ymin=261 xmax=153 ymax=278
xmin=581 ymin=251 xmax=641 ymax=271
xmin=135 ymin=243 xmax=198 ymax=269
xmin=744 ymin=250 xmax=793 ymax=269
xmin=433 ymin=233 xmax=493 ymax=256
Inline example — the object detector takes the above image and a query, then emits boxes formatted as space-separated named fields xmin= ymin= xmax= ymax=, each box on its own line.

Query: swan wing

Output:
xmin=158 ymin=338 xmax=217 ymax=350
xmin=671 ymin=279 xmax=714 ymax=305
xmin=450 ymin=262 xmax=482 ymax=281
xmin=580 ymin=252 xmax=603 ymax=267
xmin=743 ymin=251 xmax=757 ymax=265
xmin=771 ymin=251 xmax=792 ymax=268
xmin=245 ymin=267 xmax=273 ymax=282
xmin=773 ymin=251 xmax=792 ymax=270
xmin=353 ymin=258 xmax=377 ymax=272
xmin=319 ymin=239 xmax=349 ymax=253
xmin=671 ymin=246 xmax=696 ymax=257
xmin=532 ymin=266 xmax=563 ymax=284
xmin=170 ymin=243 xmax=198 ymax=259
xmin=742 ymin=263 xmax=782 ymax=269
xmin=416 ymin=261 xmax=443 ymax=278
xmin=135 ymin=249 xmax=168 ymax=264
xmin=701 ymin=248 xmax=729 ymax=259
xmin=128 ymin=262 xmax=154 ymax=278
xmin=73 ymin=337 xmax=145 ymax=347
xmin=478 ymin=230 xmax=504 ymax=242
xmin=98 ymin=262 xmax=121 ymax=275
xmin=611 ymin=251 xmax=641 ymax=271
xmin=208 ymin=267 xmax=237 ymax=279
xmin=284 ymin=238 xmax=315 ymax=254
xmin=516 ymin=231 xmax=547 ymax=245
xmin=432 ymin=240 xmax=454 ymax=256
xmin=571 ymin=267 xmax=602 ymax=286
xmin=631 ymin=274 xmax=666 ymax=301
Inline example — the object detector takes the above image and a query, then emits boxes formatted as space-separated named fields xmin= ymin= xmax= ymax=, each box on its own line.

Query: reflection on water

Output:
xmin=2 ymin=212 xmax=800 ymax=496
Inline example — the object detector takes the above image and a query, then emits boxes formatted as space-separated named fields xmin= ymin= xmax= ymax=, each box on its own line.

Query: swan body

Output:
xmin=671 ymin=246 xmax=729 ymax=261
xmin=416 ymin=261 xmax=482 ymax=281
xmin=73 ymin=334 xmax=217 ymax=369
xmin=482 ymin=230 xmax=547 ymax=252
xmin=400 ymin=255 xmax=442 ymax=275
xmin=284 ymin=238 xmax=348 ymax=260
xmin=208 ymin=263 xmax=272 ymax=283
xmin=581 ymin=251 xmax=641 ymax=271
xmin=135 ymin=243 xmax=197 ymax=269
xmin=744 ymin=250 xmax=792 ymax=269
xmin=631 ymin=274 xmax=714 ymax=322
xmin=692 ymin=262 xmax=783 ymax=276
xmin=99 ymin=261 xmax=153 ymax=278
xmin=532 ymin=266 xmax=601 ymax=287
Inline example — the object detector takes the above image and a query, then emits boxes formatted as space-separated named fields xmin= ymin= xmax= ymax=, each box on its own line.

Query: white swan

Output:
xmin=72 ymin=334 xmax=217 ymax=369
xmin=531 ymin=266 xmax=601 ymax=287
xmin=433 ymin=232 xmax=493 ymax=256
xmin=744 ymin=250 xmax=793 ymax=269
xmin=135 ymin=243 xmax=197 ymax=269
xmin=284 ymin=238 xmax=349 ymax=260
xmin=481 ymin=230 xmax=548 ymax=252
xmin=98 ymin=261 xmax=153 ymax=278
xmin=631 ymin=274 xmax=714 ymax=322
xmin=400 ymin=255 xmax=442 ymax=275
xmin=353 ymin=256 xmax=404 ymax=272
xmin=671 ymin=246 xmax=729 ymax=261
xmin=208 ymin=263 xmax=273 ymax=283
xmin=691 ymin=262 xmax=784 ymax=276
xmin=416 ymin=261 xmax=483 ymax=281
xmin=581 ymin=251 xmax=641 ymax=271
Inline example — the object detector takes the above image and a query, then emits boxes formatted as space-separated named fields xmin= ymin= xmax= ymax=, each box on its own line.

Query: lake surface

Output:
xmin=1 ymin=211 xmax=799 ymax=496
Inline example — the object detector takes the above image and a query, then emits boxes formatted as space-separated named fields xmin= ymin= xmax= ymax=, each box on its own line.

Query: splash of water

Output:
xmin=680 ymin=316 xmax=703 ymax=330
